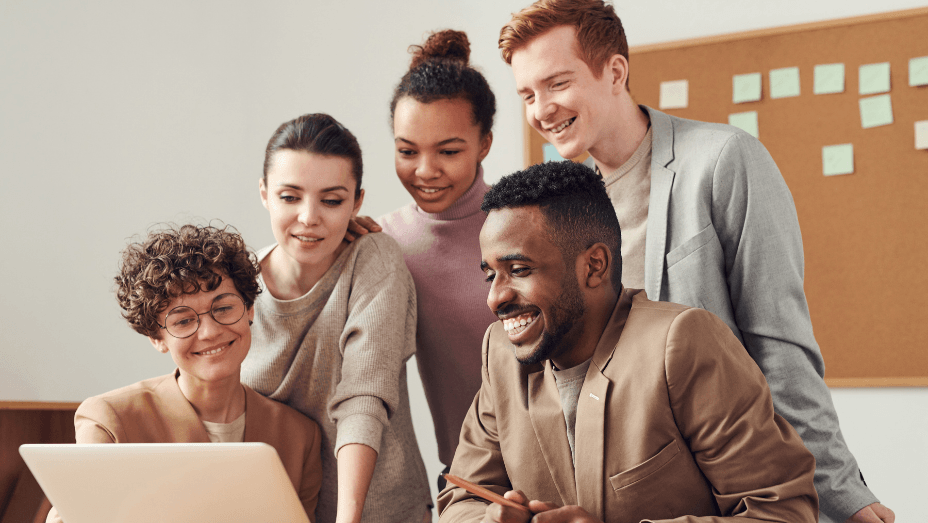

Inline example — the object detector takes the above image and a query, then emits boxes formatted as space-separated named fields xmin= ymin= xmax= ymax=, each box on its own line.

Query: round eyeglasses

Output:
xmin=158 ymin=293 xmax=246 ymax=339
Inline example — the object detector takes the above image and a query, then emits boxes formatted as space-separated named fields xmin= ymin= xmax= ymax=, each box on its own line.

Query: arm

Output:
xmin=710 ymin=133 xmax=880 ymax=521
xmin=299 ymin=420 xmax=324 ymax=522
xmin=335 ymin=443 xmax=377 ymax=523
xmin=665 ymin=308 xmax=818 ymax=523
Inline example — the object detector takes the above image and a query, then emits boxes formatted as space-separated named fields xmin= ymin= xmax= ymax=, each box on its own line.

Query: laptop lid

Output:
xmin=20 ymin=442 xmax=310 ymax=523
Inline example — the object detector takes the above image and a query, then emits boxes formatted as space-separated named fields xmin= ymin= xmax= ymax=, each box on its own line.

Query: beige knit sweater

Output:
xmin=241 ymin=233 xmax=431 ymax=523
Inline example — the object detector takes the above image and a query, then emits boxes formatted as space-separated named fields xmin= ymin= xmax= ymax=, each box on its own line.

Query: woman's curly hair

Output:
xmin=114 ymin=224 xmax=261 ymax=339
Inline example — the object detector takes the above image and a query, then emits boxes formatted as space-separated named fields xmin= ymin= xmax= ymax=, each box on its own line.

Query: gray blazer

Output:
xmin=586 ymin=106 xmax=877 ymax=522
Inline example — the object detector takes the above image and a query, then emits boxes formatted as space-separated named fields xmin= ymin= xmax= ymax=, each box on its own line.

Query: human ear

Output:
xmin=583 ymin=243 xmax=611 ymax=288
xmin=259 ymin=178 xmax=269 ymax=210
xmin=607 ymin=54 xmax=630 ymax=94
xmin=148 ymin=336 xmax=169 ymax=354
xmin=352 ymin=189 xmax=365 ymax=217
xmin=477 ymin=131 xmax=494 ymax=163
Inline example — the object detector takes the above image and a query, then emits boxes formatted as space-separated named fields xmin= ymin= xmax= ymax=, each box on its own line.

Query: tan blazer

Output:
xmin=47 ymin=371 xmax=322 ymax=523
xmin=439 ymin=289 xmax=818 ymax=523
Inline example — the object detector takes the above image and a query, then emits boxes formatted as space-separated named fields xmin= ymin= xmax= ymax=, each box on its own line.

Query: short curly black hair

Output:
xmin=390 ymin=30 xmax=496 ymax=137
xmin=482 ymin=161 xmax=622 ymax=289
xmin=114 ymin=224 xmax=261 ymax=339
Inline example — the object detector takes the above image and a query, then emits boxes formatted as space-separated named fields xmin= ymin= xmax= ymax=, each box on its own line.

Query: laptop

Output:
xmin=20 ymin=442 xmax=310 ymax=523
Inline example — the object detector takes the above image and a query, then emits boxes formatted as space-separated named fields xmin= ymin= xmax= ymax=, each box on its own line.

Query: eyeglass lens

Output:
xmin=164 ymin=293 xmax=245 ymax=338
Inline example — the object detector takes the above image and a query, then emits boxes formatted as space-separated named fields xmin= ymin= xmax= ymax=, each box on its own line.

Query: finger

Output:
xmin=354 ymin=215 xmax=381 ymax=231
xmin=485 ymin=502 xmax=531 ymax=523
xmin=871 ymin=503 xmax=895 ymax=523
xmin=344 ymin=231 xmax=357 ymax=242
xmin=846 ymin=507 xmax=884 ymax=523
xmin=526 ymin=499 xmax=560 ymax=513
xmin=347 ymin=220 xmax=370 ymax=236
xmin=504 ymin=490 xmax=530 ymax=506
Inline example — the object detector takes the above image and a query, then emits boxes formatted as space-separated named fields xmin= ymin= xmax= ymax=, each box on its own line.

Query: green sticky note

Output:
xmin=732 ymin=73 xmax=762 ymax=103
xmin=769 ymin=67 xmax=800 ymax=99
xmin=859 ymin=62 xmax=891 ymax=95
xmin=814 ymin=63 xmax=845 ymax=95
xmin=909 ymin=56 xmax=928 ymax=87
xmin=859 ymin=94 xmax=893 ymax=129
xmin=822 ymin=144 xmax=854 ymax=176
xmin=728 ymin=111 xmax=759 ymax=139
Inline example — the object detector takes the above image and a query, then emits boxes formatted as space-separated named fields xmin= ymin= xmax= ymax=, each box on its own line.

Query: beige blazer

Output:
xmin=439 ymin=289 xmax=818 ymax=523
xmin=47 ymin=371 xmax=322 ymax=522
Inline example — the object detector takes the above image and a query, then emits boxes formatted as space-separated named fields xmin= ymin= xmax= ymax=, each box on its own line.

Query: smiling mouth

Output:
xmin=294 ymin=235 xmax=323 ymax=243
xmin=503 ymin=311 xmax=539 ymax=335
xmin=549 ymin=117 xmax=576 ymax=134
xmin=195 ymin=341 xmax=233 ymax=356
xmin=416 ymin=186 xmax=449 ymax=195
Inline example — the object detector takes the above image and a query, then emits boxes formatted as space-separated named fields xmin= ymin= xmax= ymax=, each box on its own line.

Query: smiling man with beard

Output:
xmin=437 ymin=161 xmax=818 ymax=523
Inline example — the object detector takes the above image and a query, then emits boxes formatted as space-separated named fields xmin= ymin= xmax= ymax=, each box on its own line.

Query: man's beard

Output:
xmin=517 ymin=274 xmax=586 ymax=365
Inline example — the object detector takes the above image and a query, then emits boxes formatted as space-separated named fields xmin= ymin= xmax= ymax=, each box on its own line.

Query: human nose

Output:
xmin=298 ymin=200 xmax=320 ymax=226
xmin=197 ymin=313 xmax=222 ymax=339
xmin=486 ymin=275 xmax=516 ymax=316
xmin=415 ymin=153 xmax=441 ymax=181
xmin=531 ymin=93 xmax=556 ymax=124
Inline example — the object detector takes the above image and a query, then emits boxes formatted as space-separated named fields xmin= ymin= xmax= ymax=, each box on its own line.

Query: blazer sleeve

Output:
xmin=328 ymin=235 xmax=418 ymax=455
xmin=710 ymin=132 xmax=877 ymax=520
xmin=437 ymin=326 xmax=508 ymax=523
xmin=657 ymin=307 xmax=818 ymax=523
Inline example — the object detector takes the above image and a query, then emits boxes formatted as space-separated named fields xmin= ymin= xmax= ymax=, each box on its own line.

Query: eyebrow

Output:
xmin=517 ymin=70 xmax=574 ymax=94
xmin=480 ymin=253 xmax=532 ymax=271
xmin=275 ymin=183 xmax=349 ymax=193
xmin=395 ymin=137 xmax=466 ymax=146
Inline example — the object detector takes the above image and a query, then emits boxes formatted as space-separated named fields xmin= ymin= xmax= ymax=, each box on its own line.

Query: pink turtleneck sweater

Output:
xmin=378 ymin=168 xmax=497 ymax=467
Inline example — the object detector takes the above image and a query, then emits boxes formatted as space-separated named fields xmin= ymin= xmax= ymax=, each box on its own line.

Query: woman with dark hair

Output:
xmin=241 ymin=113 xmax=431 ymax=523
xmin=46 ymin=224 xmax=323 ymax=523
xmin=377 ymin=30 xmax=500 ymax=491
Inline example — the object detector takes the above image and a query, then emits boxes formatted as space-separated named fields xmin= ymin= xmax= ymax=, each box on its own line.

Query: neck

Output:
xmin=177 ymin=371 xmax=245 ymax=424
xmin=550 ymin=288 xmax=619 ymax=370
xmin=588 ymin=98 xmax=650 ymax=174
xmin=262 ymin=241 xmax=346 ymax=299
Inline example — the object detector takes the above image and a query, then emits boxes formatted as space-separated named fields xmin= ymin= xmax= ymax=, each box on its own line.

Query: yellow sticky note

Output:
xmin=659 ymin=80 xmax=689 ymax=110
xmin=814 ymin=63 xmax=845 ymax=95
xmin=859 ymin=94 xmax=893 ymax=129
xmin=822 ymin=144 xmax=854 ymax=176
xmin=732 ymin=73 xmax=762 ymax=104
xmin=916 ymin=121 xmax=928 ymax=150
xmin=769 ymin=67 xmax=800 ymax=99
xmin=859 ymin=62 xmax=891 ymax=95
xmin=909 ymin=56 xmax=928 ymax=87
xmin=728 ymin=111 xmax=759 ymax=139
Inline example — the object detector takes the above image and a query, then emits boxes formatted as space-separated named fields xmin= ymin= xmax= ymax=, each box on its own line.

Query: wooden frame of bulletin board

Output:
xmin=525 ymin=7 xmax=928 ymax=387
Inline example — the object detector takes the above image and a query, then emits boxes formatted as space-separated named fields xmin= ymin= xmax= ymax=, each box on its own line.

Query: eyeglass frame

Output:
xmin=157 ymin=293 xmax=247 ymax=339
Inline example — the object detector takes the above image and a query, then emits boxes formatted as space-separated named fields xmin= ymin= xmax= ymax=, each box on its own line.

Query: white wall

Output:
xmin=1 ymin=0 xmax=924 ymax=520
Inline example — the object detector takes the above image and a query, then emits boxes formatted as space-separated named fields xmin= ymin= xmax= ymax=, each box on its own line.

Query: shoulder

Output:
xmin=647 ymin=106 xmax=769 ymax=169
xmin=344 ymin=233 xmax=412 ymax=284
xmin=77 ymin=374 xmax=175 ymax=420
xmin=376 ymin=203 xmax=418 ymax=237
xmin=244 ymin=385 xmax=321 ymax=438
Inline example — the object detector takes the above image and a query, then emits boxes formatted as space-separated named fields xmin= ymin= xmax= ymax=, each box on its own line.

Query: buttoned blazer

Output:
xmin=438 ymin=289 xmax=818 ymax=523
xmin=46 ymin=372 xmax=322 ymax=523
xmin=587 ymin=106 xmax=874 ymax=520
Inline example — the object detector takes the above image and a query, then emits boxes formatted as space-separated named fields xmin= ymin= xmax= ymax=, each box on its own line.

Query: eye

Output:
xmin=397 ymin=149 xmax=416 ymax=157
xmin=511 ymin=265 xmax=532 ymax=276
xmin=522 ymin=93 xmax=535 ymax=104
xmin=279 ymin=194 xmax=298 ymax=203
xmin=440 ymin=150 xmax=461 ymax=156
xmin=323 ymin=199 xmax=345 ymax=206
xmin=552 ymin=80 xmax=568 ymax=89
xmin=172 ymin=317 xmax=196 ymax=328
xmin=484 ymin=271 xmax=496 ymax=283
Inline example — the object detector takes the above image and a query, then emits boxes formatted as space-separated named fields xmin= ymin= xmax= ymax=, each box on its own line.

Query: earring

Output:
xmin=248 ymin=320 xmax=253 ymax=326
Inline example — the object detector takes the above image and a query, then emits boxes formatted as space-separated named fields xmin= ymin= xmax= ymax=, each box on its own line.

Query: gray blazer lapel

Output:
xmin=643 ymin=106 xmax=676 ymax=300
xmin=528 ymin=366 xmax=579 ymax=506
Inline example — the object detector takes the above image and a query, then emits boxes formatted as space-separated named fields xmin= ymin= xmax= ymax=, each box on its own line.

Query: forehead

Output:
xmin=164 ymin=274 xmax=236 ymax=312
xmin=511 ymin=25 xmax=589 ymax=85
xmin=267 ymin=150 xmax=356 ymax=191
xmin=393 ymin=97 xmax=480 ymax=141
xmin=479 ymin=206 xmax=560 ymax=262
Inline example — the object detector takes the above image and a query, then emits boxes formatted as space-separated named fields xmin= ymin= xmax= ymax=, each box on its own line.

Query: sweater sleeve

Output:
xmin=328 ymin=234 xmax=418 ymax=455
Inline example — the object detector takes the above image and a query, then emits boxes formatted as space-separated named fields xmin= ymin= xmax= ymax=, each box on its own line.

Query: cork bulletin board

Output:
xmin=525 ymin=8 xmax=928 ymax=387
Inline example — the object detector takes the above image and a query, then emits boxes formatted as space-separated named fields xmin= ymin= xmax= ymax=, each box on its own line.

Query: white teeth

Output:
xmin=199 ymin=346 xmax=225 ymax=356
xmin=552 ymin=118 xmax=575 ymax=133
xmin=295 ymin=235 xmax=322 ymax=242
xmin=503 ymin=313 xmax=537 ymax=333
xmin=419 ymin=187 xmax=443 ymax=194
